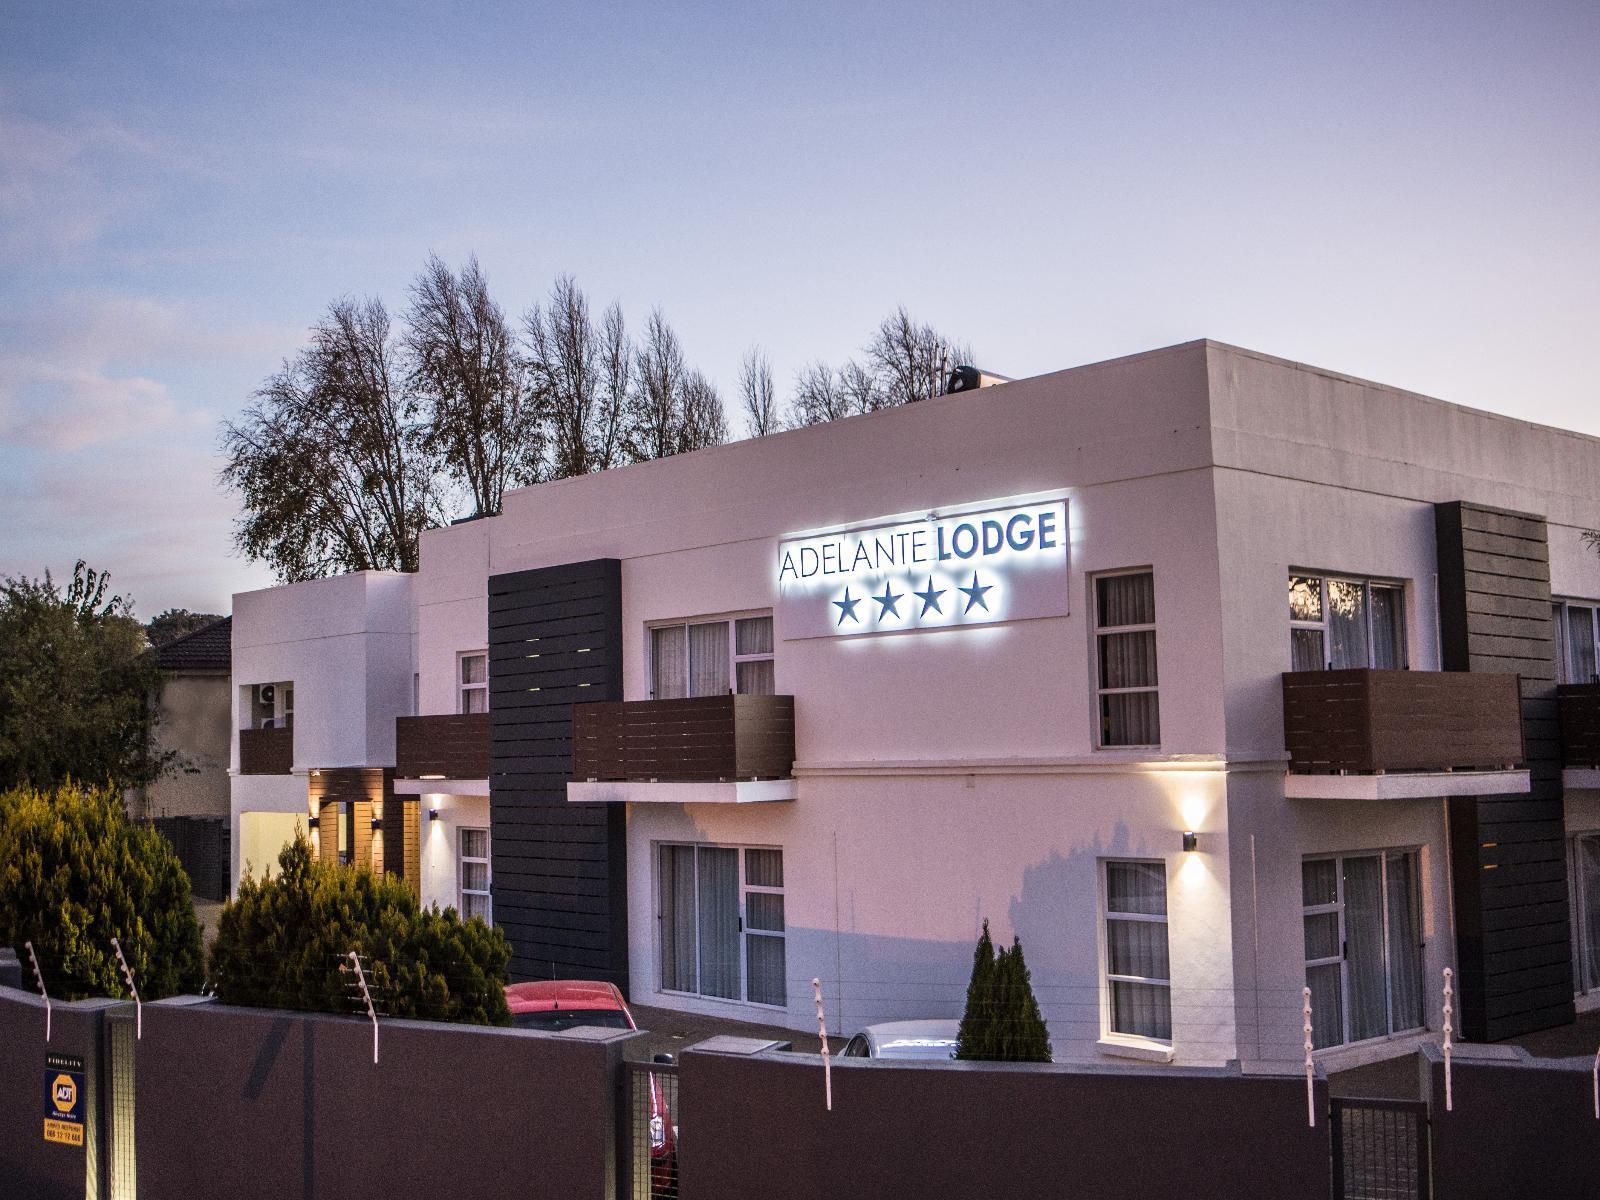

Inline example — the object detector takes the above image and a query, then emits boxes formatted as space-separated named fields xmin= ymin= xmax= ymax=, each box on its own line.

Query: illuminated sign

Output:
xmin=777 ymin=499 xmax=1069 ymax=639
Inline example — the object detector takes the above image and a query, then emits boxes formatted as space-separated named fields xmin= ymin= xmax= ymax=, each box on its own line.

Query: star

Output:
xmin=958 ymin=572 xmax=993 ymax=614
xmin=834 ymin=589 xmax=862 ymax=625
xmin=872 ymin=582 xmax=904 ymax=620
xmin=913 ymin=577 xmax=946 ymax=617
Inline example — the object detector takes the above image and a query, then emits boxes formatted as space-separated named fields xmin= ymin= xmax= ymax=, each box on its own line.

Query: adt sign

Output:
xmin=777 ymin=498 xmax=1069 ymax=639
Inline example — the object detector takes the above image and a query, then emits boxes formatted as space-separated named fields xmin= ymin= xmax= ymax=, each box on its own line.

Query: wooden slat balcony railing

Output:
xmin=395 ymin=713 xmax=491 ymax=780
xmin=1558 ymin=683 xmax=1600 ymax=769
xmin=238 ymin=726 xmax=294 ymax=775
xmin=1283 ymin=669 xmax=1523 ymax=774
xmin=571 ymin=694 xmax=795 ymax=783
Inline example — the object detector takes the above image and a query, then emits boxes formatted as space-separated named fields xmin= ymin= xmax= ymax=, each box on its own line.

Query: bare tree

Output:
xmin=739 ymin=347 xmax=780 ymax=437
xmin=594 ymin=301 xmax=630 ymax=470
xmin=867 ymin=305 xmax=970 ymax=407
xmin=789 ymin=361 xmax=852 ymax=427
xmin=221 ymin=297 xmax=439 ymax=580
xmin=524 ymin=276 xmax=630 ymax=478
xmin=625 ymin=309 xmax=728 ymax=461
xmin=680 ymin=369 xmax=730 ymax=451
xmin=406 ymin=253 xmax=537 ymax=518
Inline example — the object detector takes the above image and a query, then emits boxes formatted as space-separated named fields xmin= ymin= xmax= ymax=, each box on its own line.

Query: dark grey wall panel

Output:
xmin=489 ymin=559 xmax=628 ymax=988
xmin=1436 ymin=501 xmax=1574 ymax=1042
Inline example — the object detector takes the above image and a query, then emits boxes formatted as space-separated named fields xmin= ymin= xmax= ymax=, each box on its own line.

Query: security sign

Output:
xmin=43 ymin=1052 xmax=84 ymax=1147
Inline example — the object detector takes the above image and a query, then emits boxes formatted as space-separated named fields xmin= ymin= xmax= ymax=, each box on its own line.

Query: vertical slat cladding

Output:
xmin=489 ymin=559 xmax=627 ymax=988
xmin=1435 ymin=501 xmax=1574 ymax=1042
xmin=238 ymin=726 xmax=294 ymax=774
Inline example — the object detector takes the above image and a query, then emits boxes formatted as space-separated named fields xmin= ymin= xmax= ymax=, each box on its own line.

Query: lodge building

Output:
xmin=228 ymin=338 xmax=1600 ymax=1066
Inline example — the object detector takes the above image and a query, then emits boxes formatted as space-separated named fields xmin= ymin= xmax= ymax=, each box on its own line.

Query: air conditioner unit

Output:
xmin=946 ymin=365 xmax=1011 ymax=394
xmin=257 ymin=684 xmax=275 ymax=708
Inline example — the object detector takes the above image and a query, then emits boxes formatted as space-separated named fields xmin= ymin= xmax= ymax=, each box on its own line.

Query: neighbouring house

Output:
xmin=227 ymin=339 xmax=1600 ymax=1068
xmin=128 ymin=616 xmax=233 ymax=899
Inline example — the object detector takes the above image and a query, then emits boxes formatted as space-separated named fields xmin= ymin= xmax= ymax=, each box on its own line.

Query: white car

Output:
xmin=840 ymin=1020 xmax=960 ymax=1060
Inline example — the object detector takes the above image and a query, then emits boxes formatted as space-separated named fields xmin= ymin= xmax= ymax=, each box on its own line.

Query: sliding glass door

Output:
xmin=659 ymin=843 xmax=787 ymax=1008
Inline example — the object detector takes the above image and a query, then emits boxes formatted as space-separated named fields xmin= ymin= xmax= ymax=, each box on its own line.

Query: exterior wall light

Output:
xmin=428 ymin=808 xmax=441 ymax=821
xmin=371 ymin=818 xmax=383 ymax=831
xmin=306 ymin=817 xmax=320 ymax=830
xmin=1182 ymin=830 xmax=1199 ymax=852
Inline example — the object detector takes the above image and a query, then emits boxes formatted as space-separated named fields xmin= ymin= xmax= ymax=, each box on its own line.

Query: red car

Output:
xmin=504 ymin=981 xmax=677 ymax=1195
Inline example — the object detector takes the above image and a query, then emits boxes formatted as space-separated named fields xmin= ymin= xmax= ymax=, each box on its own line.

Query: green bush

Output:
xmin=0 ymin=783 xmax=205 ymax=999
xmin=954 ymin=918 xmax=1053 ymax=1062
xmin=209 ymin=836 xmax=511 ymax=1024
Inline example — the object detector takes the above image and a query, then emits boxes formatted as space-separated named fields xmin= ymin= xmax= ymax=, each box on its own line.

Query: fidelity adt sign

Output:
xmin=777 ymin=499 xmax=1069 ymax=639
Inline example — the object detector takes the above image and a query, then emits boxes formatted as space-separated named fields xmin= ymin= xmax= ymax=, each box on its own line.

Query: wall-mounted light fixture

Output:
xmin=1182 ymin=830 xmax=1199 ymax=852
xmin=427 ymin=808 xmax=440 ymax=822
xmin=306 ymin=816 xmax=320 ymax=830
xmin=371 ymin=818 xmax=383 ymax=831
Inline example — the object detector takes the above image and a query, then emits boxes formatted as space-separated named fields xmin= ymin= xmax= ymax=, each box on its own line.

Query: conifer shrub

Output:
xmin=0 ymin=782 xmax=205 ymax=999
xmin=209 ymin=835 xmax=511 ymax=1025
xmin=954 ymin=918 xmax=1053 ymax=1062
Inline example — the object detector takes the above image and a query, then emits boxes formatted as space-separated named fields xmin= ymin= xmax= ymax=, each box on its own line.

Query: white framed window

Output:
xmin=649 ymin=613 xmax=774 ymax=699
xmin=1302 ymin=851 xmax=1423 ymax=1049
xmin=1103 ymin=860 xmax=1171 ymax=1041
xmin=1289 ymin=574 xmax=1407 ymax=671
xmin=1571 ymin=834 xmax=1600 ymax=994
xmin=658 ymin=842 xmax=786 ymax=1007
xmin=458 ymin=652 xmax=488 ymax=714
xmin=459 ymin=828 xmax=491 ymax=923
xmin=1093 ymin=571 xmax=1159 ymax=747
xmin=1554 ymin=601 xmax=1599 ymax=684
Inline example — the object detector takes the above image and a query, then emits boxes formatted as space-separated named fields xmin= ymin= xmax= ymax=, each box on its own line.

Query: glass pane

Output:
xmin=1098 ymin=630 xmax=1158 ymax=689
xmin=1303 ymin=912 xmax=1340 ymax=962
xmin=1101 ymin=692 xmax=1160 ymax=747
xmin=745 ymin=933 xmax=786 ymax=1006
xmin=462 ymin=861 xmax=489 ymax=892
xmin=1306 ymin=962 xmax=1343 ymax=1050
xmin=1370 ymin=586 xmax=1406 ymax=670
xmin=1110 ymin=981 xmax=1171 ymax=1040
xmin=1107 ymin=861 xmax=1167 ymax=915
xmin=736 ymin=659 xmax=775 ymax=696
xmin=1386 ymin=853 xmax=1423 ymax=1031
xmin=696 ymin=847 xmax=740 ymax=999
xmin=461 ymin=654 xmax=486 ymax=685
xmin=462 ymin=893 xmax=489 ymax=921
xmin=1289 ymin=576 xmax=1323 ymax=622
xmin=1581 ymin=837 xmax=1600 ymax=992
xmin=460 ymin=828 xmax=488 ymax=859
xmin=745 ymin=847 xmax=783 ymax=888
xmin=1302 ymin=859 xmax=1338 ymax=907
xmin=1290 ymin=628 xmax=1326 ymax=672
xmin=688 ymin=622 xmax=730 ymax=697
xmin=660 ymin=845 xmax=697 ymax=992
xmin=735 ymin=616 xmax=774 ymax=656
xmin=1343 ymin=856 xmax=1387 ymax=1041
xmin=1107 ymin=918 xmax=1170 ymax=981
xmin=462 ymin=688 xmax=488 ymax=714
xmin=1097 ymin=572 xmax=1155 ymax=628
xmin=651 ymin=626 xmax=687 ymax=699
xmin=1327 ymin=580 xmax=1369 ymax=669
xmin=746 ymin=891 xmax=784 ymax=933
xmin=1570 ymin=608 xmax=1597 ymax=684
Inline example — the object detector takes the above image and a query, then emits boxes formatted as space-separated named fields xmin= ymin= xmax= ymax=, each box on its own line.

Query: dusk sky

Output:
xmin=2 ymin=1 xmax=1595 ymax=619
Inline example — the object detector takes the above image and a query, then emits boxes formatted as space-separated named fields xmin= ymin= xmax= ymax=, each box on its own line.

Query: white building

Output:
xmin=229 ymin=339 xmax=1600 ymax=1067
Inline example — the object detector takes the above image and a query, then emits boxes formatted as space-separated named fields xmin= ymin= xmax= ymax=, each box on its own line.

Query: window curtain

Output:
xmin=1291 ymin=629 xmax=1326 ymax=672
xmin=1386 ymin=853 xmax=1423 ymax=1031
xmin=688 ymin=622 xmax=729 ymax=697
xmin=1098 ymin=573 xmax=1155 ymax=628
xmin=1106 ymin=862 xmax=1171 ymax=1039
xmin=1370 ymin=587 xmax=1406 ymax=670
xmin=734 ymin=617 xmax=776 ymax=695
xmin=1302 ymin=860 xmax=1343 ymax=1049
xmin=1343 ymin=856 xmax=1387 ymax=1042
xmin=652 ymin=626 xmax=687 ymax=699
xmin=1571 ymin=608 xmax=1597 ymax=683
xmin=1327 ymin=580 xmax=1369 ymax=669
xmin=1306 ymin=963 xmax=1344 ymax=1050
xmin=696 ymin=847 xmax=740 ymax=999
xmin=1582 ymin=837 xmax=1600 ymax=991
xmin=744 ymin=887 xmax=786 ymax=1007
xmin=660 ymin=845 xmax=698 ymax=992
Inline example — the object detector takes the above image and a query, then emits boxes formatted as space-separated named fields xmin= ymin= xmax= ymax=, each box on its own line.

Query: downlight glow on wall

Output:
xmin=777 ymin=499 xmax=1070 ymax=639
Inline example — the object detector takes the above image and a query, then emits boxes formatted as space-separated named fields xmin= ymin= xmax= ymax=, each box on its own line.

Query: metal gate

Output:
xmin=621 ymin=1058 xmax=679 ymax=1200
xmin=1331 ymin=1096 xmax=1430 ymax=1200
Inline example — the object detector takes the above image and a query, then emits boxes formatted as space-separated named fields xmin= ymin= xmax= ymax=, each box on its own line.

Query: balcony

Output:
xmin=238 ymin=726 xmax=293 ymax=775
xmin=1558 ymin=683 xmax=1600 ymax=789
xmin=394 ymin=713 xmax=491 ymax=791
xmin=1282 ymin=669 xmax=1527 ymax=800
xmin=568 ymin=694 xmax=796 ymax=805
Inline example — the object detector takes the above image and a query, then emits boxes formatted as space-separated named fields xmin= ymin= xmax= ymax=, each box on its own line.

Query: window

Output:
xmin=1288 ymin=575 xmax=1406 ymax=671
xmin=1571 ymin=835 xmax=1600 ymax=994
xmin=459 ymin=828 xmax=491 ymax=923
xmin=1094 ymin=572 xmax=1159 ymax=746
xmin=459 ymin=652 xmax=488 ymax=714
xmin=1302 ymin=852 xmax=1423 ymax=1049
xmin=650 ymin=614 xmax=774 ymax=699
xmin=1103 ymin=860 xmax=1171 ymax=1041
xmin=1554 ymin=602 xmax=1599 ymax=684
xmin=658 ymin=843 xmax=786 ymax=1007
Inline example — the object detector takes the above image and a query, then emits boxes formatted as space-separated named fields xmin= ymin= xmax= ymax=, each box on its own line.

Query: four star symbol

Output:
xmin=834 ymin=588 xmax=862 ymax=625
xmin=872 ymin=582 xmax=904 ymax=619
xmin=834 ymin=573 xmax=995 ymax=626
xmin=957 ymin=572 xmax=993 ymax=613
xmin=912 ymin=577 xmax=946 ymax=617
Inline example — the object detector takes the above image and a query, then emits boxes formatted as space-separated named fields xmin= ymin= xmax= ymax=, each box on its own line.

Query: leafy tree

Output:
xmin=210 ymin=836 xmax=511 ymax=1025
xmin=220 ymin=296 xmax=441 ymax=580
xmin=145 ymin=608 xmax=226 ymax=648
xmin=0 ymin=783 xmax=204 ymax=999
xmin=954 ymin=919 xmax=1052 ymax=1062
xmin=0 ymin=562 xmax=171 ymax=791
xmin=407 ymin=253 xmax=540 ymax=518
